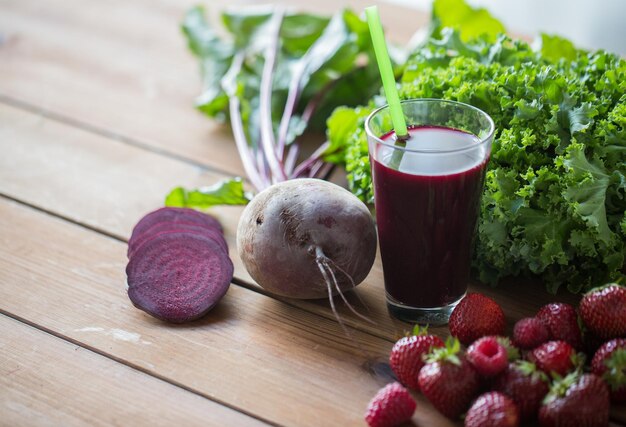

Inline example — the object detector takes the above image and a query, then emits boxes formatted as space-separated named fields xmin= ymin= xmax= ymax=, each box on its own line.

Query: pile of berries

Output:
xmin=364 ymin=284 xmax=626 ymax=427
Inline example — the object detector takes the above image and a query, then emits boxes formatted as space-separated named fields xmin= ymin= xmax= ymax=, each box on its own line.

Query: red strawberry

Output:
xmin=365 ymin=382 xmax=416 ymax=427
xmin=464 ymin=392 xmax=519 ymax=427
xmin=418 ymin=337 xmax=480 ymax=419
xmin=580 ymin=283 xmax=626 ymax=340
xmin=513 ymin=317 xmax=550 ymax=350
xmin=536 ymin=303 xmax=583 ymax=350
xmin=467 ymin=336 xmax=518 ymax=378
xmin=389 ymin=326 xmax=444 ymax=390
xmin=538 ymin=373 xmax=609 ymax=427
xmin=492 ymin=360 xmax=549 ymax=421
xmin=591 ymin=338 xmax=626 ymax=403
xmin=528 ymin=341 xmax=579 ymax=377
xmin=449 ymin=293 xmax=506 ymax=346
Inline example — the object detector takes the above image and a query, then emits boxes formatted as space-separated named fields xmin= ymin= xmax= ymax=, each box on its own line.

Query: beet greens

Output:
xmin=166 ymin=6 xmax=405 ymax=205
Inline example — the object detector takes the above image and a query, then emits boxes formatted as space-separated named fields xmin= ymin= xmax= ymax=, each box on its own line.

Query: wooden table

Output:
xmin=0 ymin=0 xmax=624 ymax=425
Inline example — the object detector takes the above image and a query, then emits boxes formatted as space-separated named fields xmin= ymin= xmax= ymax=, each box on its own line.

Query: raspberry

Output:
xmin=466 ymin=336 xmax=509 ymax=378
xmin=365 ymin=382 xmax=416 ymax=427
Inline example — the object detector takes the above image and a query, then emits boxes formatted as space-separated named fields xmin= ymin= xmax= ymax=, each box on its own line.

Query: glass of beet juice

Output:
xmin=366 ymin=99 xmax=494 ymax=325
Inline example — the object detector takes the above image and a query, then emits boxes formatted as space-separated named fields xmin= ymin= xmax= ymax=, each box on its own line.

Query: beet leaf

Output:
xmin=167 ymin=6 xmax=404 ymax=207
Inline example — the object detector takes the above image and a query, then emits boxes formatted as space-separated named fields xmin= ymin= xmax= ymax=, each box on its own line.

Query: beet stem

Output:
xmin=284 ymin=144 xmax=300 ymax=176
xmin=292 ymin=141 xmax=330 ymax=178
xmin=276 ymin=61 xmax=305 ymax=160
xmin=226 ymin=53 xmax=269 ymax=191
xmin=308 ymin=159 xmax=324 ymax=178
xmin=259 ymin=9 xmax=288 ymax=183
xmin=300 ymin=77 xmax=338 ymax=125
xmin=317 ymin=163 xmax=336 ymax=181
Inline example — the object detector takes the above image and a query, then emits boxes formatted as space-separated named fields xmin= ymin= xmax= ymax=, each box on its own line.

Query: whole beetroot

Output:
xmin=237 ymin=179 xmax=377 ymax=299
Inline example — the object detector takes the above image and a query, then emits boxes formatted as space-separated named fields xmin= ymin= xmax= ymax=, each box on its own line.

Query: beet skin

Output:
xmin=237 ymin=179 xmax=377 ymax=299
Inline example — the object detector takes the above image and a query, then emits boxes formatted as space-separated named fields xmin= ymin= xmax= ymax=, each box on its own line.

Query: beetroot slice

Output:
xmin=127 ymin=233 xmax=233 ymax=323
xmin=129 ymin=219 xmax=221 ymax=247
xmin=129 ymin=207 xmax=222 ymax=244
xmin=127 ymin=223 xmax=228 ymax=258
xmin=128 ymin=228 xmax=228 ymax=260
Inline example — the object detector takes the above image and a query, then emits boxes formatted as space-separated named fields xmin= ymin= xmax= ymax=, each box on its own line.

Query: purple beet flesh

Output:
xmin=126 ymin=208 xmax=232 ymax=323
xmin=127 ymin=233 xmax=233 ymax=323
xmin=129 ymin=207 xmax=222 ymax=244
xmin=127 ymin=222 xmax=228 ymax=258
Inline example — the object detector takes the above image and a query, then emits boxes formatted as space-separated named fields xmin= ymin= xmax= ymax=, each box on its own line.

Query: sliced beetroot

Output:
xmin=127 ymin=233 xmax=233 ymax=323
xmin=128 ymin=228 xmax=228 ymax=260
xmin=129 ymin=219 xmax=220 ymax=247
xmin=127 ymin=222 xmax=228 ymax=258
xmin=129 ymin=207 xmax=222 ymax=244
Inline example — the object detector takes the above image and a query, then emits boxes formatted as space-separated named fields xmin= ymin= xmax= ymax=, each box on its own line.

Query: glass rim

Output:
xmin=365 ymin=98 xmax=495 ymax=154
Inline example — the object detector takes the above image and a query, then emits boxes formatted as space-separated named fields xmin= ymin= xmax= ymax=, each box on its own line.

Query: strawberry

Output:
xmin=538 ymin=373 xmax=609 ymax=427
xmin=389 ymin=326 xmax=444 ymax=391
xmin=492 ymin=360 xmax=549 ymax=421
xmin=536 ymin=303 xmax=583 ymax=350
xmin=449 ymin=293 xmax=506 ymax=346
xmin=418 ymin=337 xmax=480 ymax=419
xmin=591 ymin=338 xmax=626 ymax=403
xmin=464 ymin=392 xmax=519 ymax=427
xmin=512 ymin=317 xmax=550 ymax=350
xmin=364 ymin=382 xmax=416 ymax=427
xmin=580 ymin=283 xmax=626 ymax=340
xmin=466 ymin=336 xmax=518 ymax=378
xmin=527 ymin=341 xmax=580 ymax=377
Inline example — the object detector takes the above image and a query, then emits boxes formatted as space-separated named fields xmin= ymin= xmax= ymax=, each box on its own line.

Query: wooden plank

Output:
xmin=1 ymin=115 xmax=623 ymax=427
xmin=0 ymin=0 xmax=426 ymax=176
xmin=0 ymin=0 xmax=583 ymax=341
xmin=0 ymin=102 xmax=588 ymax=343
xmin=0 ymin=315 xmax=268 ymax=427
xmin=0 ymin=102 xmax=410 ymax=340
xmin=0 ymin=197 xmax=460 ymax=427
xmin=0 ymin=0 xmax=563 ymax=333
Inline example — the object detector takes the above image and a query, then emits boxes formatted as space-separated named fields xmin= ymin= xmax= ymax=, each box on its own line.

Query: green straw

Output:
xmin=365 ymin=6 xmax=408 ymax=140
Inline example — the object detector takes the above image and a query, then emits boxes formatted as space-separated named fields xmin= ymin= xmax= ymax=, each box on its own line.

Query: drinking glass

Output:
xmin=366 ymin=99 xmax=494 ymax=324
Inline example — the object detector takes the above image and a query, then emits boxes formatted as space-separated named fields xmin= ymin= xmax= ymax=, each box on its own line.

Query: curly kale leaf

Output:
xmin=328 ymin=31 xmax=626 ymax=293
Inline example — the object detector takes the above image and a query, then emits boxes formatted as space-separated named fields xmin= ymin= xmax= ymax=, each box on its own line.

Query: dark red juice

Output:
xmin=372 ymin=125 xmax=488 ymax=308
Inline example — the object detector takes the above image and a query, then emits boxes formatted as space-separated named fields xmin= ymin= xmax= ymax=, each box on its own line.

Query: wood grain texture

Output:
xmin=0 ymin=0 xmax=425 ymax=176
xmin=0 ymin=0 xmax=624 ymax=423
xmin=1 ymin=107 xmax=623 ymax=425
xmin=0 ymin=315 xmax=268 ymax=427
xmin=0 ymin=0 xmax=576 ymax=341
xmin=0 ymin=102 xmax=409 ymax=340
xmin=0 ymin=198 xmax=461 ymax=427
xmin=0 ymin=102 xmax=587 ymax=342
